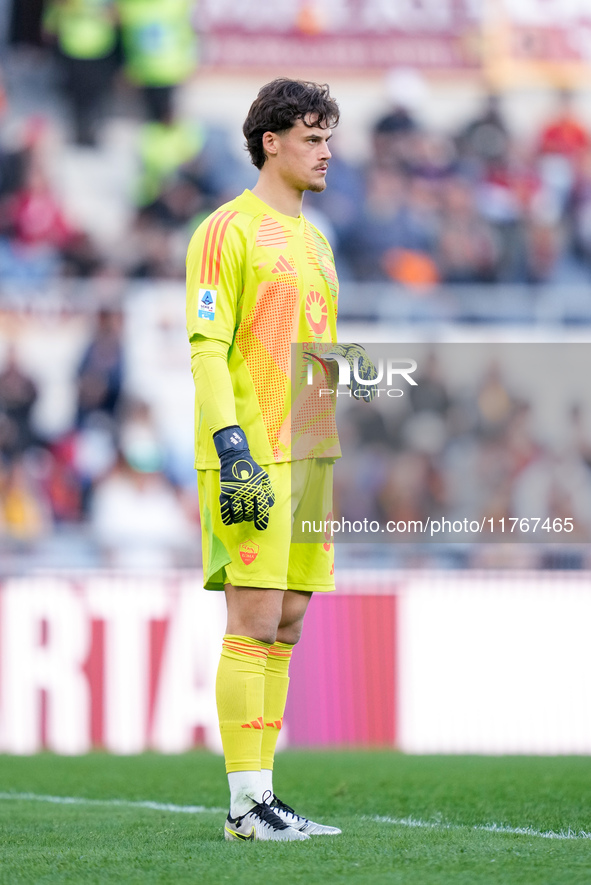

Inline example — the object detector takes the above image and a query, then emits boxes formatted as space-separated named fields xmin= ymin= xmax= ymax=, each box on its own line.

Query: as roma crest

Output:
xmin=239 ymin=540 xmax=259 ymax=565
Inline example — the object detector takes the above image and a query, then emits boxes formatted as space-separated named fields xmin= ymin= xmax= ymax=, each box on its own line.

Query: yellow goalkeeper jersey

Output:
xmin=186 ymin=189 xmax=340 ymax=468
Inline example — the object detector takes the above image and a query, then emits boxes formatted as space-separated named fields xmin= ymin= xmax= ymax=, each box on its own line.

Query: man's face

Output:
xmin=271 ymin=116 xmax=332 ymax=193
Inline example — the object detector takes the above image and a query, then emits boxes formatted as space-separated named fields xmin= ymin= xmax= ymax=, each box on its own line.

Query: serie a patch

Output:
xmin=198 ymin=288 xmax=217 ymax=320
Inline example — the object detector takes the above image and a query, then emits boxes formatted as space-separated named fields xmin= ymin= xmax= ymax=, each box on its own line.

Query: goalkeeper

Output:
xmin=186 ymin=78 xmax=376 ymax=843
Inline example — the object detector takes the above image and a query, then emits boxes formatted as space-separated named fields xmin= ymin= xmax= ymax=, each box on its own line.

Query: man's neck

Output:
xmin=251 ymin=177 xmax=303 ymax=218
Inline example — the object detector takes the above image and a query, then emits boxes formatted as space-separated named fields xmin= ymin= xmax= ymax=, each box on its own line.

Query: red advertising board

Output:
xmin=194 ymin=0 xmax=591 ymax=76
xmin=0 ymin=570 xmax=590 ymax=755
xmin=195 ymin=0 xmax=481 ymax=70
xmin=0 ymin=573 xmax=398 ymax=754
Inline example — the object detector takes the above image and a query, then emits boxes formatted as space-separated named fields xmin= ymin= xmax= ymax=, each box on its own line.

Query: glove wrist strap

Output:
xmin=213 ymin=425 xmax=249 ymax=457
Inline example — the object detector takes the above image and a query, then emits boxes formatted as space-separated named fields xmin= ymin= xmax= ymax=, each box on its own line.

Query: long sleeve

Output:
xmin=190 ymin=336 xmax=237 ymax=435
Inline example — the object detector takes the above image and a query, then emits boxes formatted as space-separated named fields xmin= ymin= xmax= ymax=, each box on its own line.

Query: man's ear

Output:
xmin=261 ymin=131 xmax=279 ymax=159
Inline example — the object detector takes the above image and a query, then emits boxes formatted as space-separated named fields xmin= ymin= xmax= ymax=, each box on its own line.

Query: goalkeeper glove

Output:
xmin=307 ymin=343 xmax=379 ymax=402
xmin=213 ymin=425 xmax=275 ymax=531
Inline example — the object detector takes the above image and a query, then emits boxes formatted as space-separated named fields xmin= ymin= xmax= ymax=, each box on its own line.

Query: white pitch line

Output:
xmin=0 ymin=793 xmax=589 ymax=841
xmin=0 ymin=792 xmax=225 ymax=815
xmin=371 ymin=815 xmax=591 ymax=842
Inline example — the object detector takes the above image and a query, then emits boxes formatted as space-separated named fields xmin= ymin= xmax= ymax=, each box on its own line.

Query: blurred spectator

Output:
xmin=86 ymin=396 xmax=198 ymax=566
xmin=333 ymin=405 xmax=392 ymax=525
xmin=0 ymin=141 xmax=25 ymax=200
xmin=343 ymin=168 xmax=439 ymax=286
xmin=410 ymin=130 xmax=458 ymax=181
xmin=135 ymin=113 xmax=204 ymax=210
xmin=42 ymin=0 xmax=119 ymax=147
xmin=89 ymin=449 xmax=193 ymax=568
xmin=0 ymin=90 xmax=27 ymax=199
xmin=341 ymin=167 xmax=404 ymax=281
xmin=474 ymin=141 xmax=541 ymax=282
xmin=334 ymin=443 xmax=391 ymax=526
xmin=5 ymin=160 xmax=75 ymax=249
xmin=0 ymin=345 xmax=39 ymax=458
xmin=0 ymin=124 xmax=102 ymax=280
xmin=133 ymin=114 xmax=247 ymax=223
xmin=76 ymin=307 xmax=124 ymax=426
xmin=522 ymin=216 xmax=566 ymax=284
xmin=0 ymin=67 xmax=6 ymax=117
xmin=456 ymin=92 xmax=510 ymax=173
xmin=372 ymin=68 xmax=428 ymax=172
xmin=129 ymin=111 xmax=248 ymax=281
xmin=43 ymin=436 xmax=85 ymax=522
xmin=437 ymin=176 xmax=498 ymax=283
xmin=512 ymin=446 xmax=591 ymax=543
xmin=46 ymin=409 xmax=118 ymax=518
xmin=126 ymin=209 xmax=185 ymax=278
xmin=408 ymin=351 xmax=450 ymax=417
xmin=473 ymin=360 xmax=520 ymax=433
xmin=372 ymin=105 xmax=418 ymax=172
xmin=571 ymin=146 xmax=591 ymax=269
xmin=536 ymin=89 xmax=590 ymax=218
xmin=118 ymin=397 xmax=165 ymax=474
xmin=116 ymin=0 xmax=197 ymax=123
xmin=9 ymin=0 xmax=45 ymax=45
xmin=537 ymin=89 xmax=590 ymax=160
xmin=378 ymin=449 xmax=443 ymax=526
xmin=0 ymin=454 xmax=52 ymax=542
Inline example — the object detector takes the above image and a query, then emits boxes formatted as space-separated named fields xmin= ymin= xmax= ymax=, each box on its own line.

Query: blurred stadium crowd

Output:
xmin=5 ymin=60 xmax=591 ymax=289
xmin=1 ymin=0 xmax=591 ymax=571
xmin=334 ymin=348 xmax=591 ymax=571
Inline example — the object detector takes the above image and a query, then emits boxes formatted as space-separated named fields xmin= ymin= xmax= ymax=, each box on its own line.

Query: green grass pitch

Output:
xmin=1 ymin=751 xmax=590 ymax=884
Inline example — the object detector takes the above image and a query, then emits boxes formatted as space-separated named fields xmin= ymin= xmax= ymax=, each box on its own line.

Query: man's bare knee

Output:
xmin=276 ymin=590 xmax=312 ymax=645
xmin=224 ymin=584 xmax=284 ymax=645
xmin=276 ymin=620 xmax=304 ymax=646
xmin=236 ymin=616 xmax=278 ymax=645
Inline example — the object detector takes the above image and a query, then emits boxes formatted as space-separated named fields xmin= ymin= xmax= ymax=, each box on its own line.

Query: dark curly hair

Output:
xmin=243 ymin=78 xmax=340 ymax=170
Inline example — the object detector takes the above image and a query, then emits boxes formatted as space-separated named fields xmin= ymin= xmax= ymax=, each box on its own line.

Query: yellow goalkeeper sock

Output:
xmin=260 ymin=641 xmax=293 ymax=771
xmin=216 ymin=634 xmax=271 ymax=774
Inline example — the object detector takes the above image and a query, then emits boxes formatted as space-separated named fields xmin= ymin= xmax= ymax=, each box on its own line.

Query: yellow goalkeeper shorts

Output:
xmin=197 ymin=459 xmax=335 ymax=592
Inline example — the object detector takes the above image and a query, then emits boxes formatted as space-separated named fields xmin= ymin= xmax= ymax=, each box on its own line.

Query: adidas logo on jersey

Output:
xmin=272 ymin=256 xmax=297 ymax=275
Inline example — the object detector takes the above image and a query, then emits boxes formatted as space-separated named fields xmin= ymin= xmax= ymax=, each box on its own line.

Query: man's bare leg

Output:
xmin=224 ymin=584 xmax=312 ymax=644
xmin=224 ymin=584 xmax=285 ymax=644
